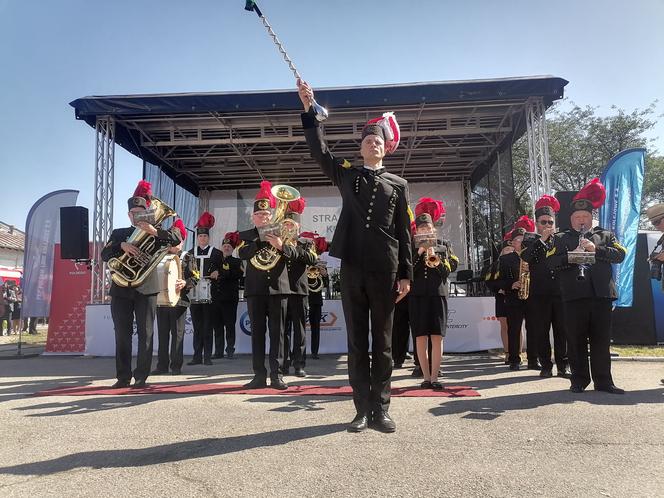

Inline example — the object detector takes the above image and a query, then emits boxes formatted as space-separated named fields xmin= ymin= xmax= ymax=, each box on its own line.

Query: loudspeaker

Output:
xmin=554 ymin=191 xmax=578 ymax=231
xmin=60 ymin=206 xmax=89 ymax=260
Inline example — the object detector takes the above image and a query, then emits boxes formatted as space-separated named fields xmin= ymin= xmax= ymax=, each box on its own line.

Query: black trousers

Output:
xmin=213 ymin=300 xmax=238 ymax=356
xmin=526 ymin=295 xmax=568 ymax=371
xmin=247 ymin=294 xmax=288 ymax=380
xmin=110 ymin=292 xmax=157 ymax=383
xmin=156 ymin=305 xmax=187 ymax=372
xmin=391 ymin=297 xmax=410 ymax=366
xmin=523 ymin=302 xmax=538 ymax=366
xmin=563 ymin=298 xmax=614 ymax=389
xmin=340 ymin=262 xmax=396 ymax=415
xmin=309 ymin=303 xmax=322 ymax=355
xmin=286 ymin=295 xmax=307 ymax=369
xmin=190 ymin=303 xmax=214 ymax=362
xmin=505 ymin=303 xmax=526 ymax=366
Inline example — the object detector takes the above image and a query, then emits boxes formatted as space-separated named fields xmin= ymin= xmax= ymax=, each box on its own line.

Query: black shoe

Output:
xmin=370 ymin=410 xmax=396 ymax=433
xmin=187 ymin=359 xmax=202 ymax=365
xmin=405 ymin=352 xmax=413 ymax=360
xmin=431 ymin=381 xmax=443 ymax=391
xmin=509 ymin=363 xmax=520 ymax=371
xmin=270 ymin=377 xmax=288 ymax=390
xmin=347 ymin=413 xmax=369 ymax=433
xmin=539 ymin=369 xmax=553 ymax=378
xmin=203 ymin=359 xmax=213 ymax=366
xmin=212 ymin=354 xmax=223 ymax=359
xmin=557 ymin=367 xmax=571 ymax=379
xmin=311 ymin=354 xmax=320 ymax=360
xmin=132 ymin=379 xmax=147 ymax=388
xmin=150 ymin=369 xmax=168 ymax=375
xmin=282 ymin=366 xmax=291 ymax=376
xmin=411 ymin=366 xmax=423 ymax=378
xmin=111 ymin=380 xmax=130 ymax=389
xmin=394 ymin=363 xmax=403 ymax=369
xmin=570 ymin=385 xmax=585 ymax=393
xmin=243 ymin=377 xmax=267 ymax=389
xmin=595 ymin=384 xmax=625 ymax=394
xmin=420 ymin=380 xmax=432 ymax=389
xmin=171 ymin=369 xmax=182 ymax=375
xmin=294 ymin=368 xmax=306 ymax=377
xmin=226 ymin=352 xmax=235 ymax=359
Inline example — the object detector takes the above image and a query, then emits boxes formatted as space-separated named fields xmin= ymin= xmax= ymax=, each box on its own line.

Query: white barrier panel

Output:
xmin=85 ymin=297 xmax=501 ymax=356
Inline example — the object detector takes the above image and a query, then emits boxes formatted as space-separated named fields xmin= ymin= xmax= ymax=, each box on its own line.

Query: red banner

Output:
xmin=45 ymin=244 xmax=90 ymax=353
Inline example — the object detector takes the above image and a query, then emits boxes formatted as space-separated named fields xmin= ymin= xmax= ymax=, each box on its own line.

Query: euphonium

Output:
xmin=108 ymin=196 xmax=177 ymax=287
xmin=517 ymin=255 xmax=530 ymax=300
xmin=250 ymin=184 xmax=300 ymax=271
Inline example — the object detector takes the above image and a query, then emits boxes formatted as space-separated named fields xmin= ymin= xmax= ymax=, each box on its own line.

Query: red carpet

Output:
xmin=33 ymin=383 xmax=480 ymax=398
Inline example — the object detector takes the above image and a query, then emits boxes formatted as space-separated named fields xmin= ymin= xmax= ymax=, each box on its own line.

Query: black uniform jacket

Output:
xmin=101 ymin=225 xmax=182 ymax=297
xmin=520 ymin=234 xmax=560 ymax=296
xmin=493 ymin=252 xmax=525 ymax=307
xmin=409 ymin=242 xmax=458 ymax=297
xmin=213 ymin=255 xmax=243 ymax=302
xmin=238 ymin=227 xmax=316 ymax=297
xmin=308 ymin=274 xmax=330 ymax=307
xmin=188 ymin=245 xmax=222 ymax=278
xmin=546 ymin=226 xmax=626 ymax=302
xmin=301 ymin=110 xmax=413 ymax=280
xmin=175 ymin=251 xmax=199 ymax=307
xmin=287 ymin=240 xmax=318 ymax=296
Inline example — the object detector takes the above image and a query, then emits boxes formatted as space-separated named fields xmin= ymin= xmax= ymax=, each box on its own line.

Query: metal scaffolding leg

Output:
xmin=199 ymin=189 xmax=210 ymax=215
xmin=91 ymin=117 xmax=115 ymax=304
xmin=525 ymin=97 xmax=552 ymax=207
xmin=463 ymin=180 xmax=476 ymax=271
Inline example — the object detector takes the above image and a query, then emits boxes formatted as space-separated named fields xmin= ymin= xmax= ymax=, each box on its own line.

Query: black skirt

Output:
xmin=409 ymin=295 xmax=447 ymax=337
xmin=494 ymin=293 xmax=506 ymax=318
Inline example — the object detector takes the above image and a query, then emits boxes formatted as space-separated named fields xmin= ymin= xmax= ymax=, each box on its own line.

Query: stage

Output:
xmin=84 ymin=296 xmax=502 ymax=357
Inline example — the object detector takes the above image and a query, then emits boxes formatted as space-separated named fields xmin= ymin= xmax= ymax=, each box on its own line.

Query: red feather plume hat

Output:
xmin=254 ymin=180 xmax=277 ymax=213
xmin=510 ymin=215 xmax=535 ymax=239
xmin=172 ymin=219 xmax=187 ymax=241
xmin=195 ymin=211 xmax=215 ymax=235
xmin=127 ymin=180 xmax=153 ymax=210
xmin=414 ymin=197 xmax=445 ymax=227
xmin=361 ymin=112 xmax=401 ymax=155
xmin=222 ymin=231 xmax=240 ymax=248
xmin=572 ymin=178 xmax=606 ymax=213
xmin=284 ymin=197 xmax=306 ymax=224
xmin=534 ymin=195 xmax=561 ymax=218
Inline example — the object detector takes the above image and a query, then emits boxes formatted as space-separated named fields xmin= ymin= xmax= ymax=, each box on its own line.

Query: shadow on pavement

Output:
xmin=0 ymin=423 xmax=347 ymax=476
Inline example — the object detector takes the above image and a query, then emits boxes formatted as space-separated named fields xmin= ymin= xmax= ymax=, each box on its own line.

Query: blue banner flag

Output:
xmin=21 ymin=190 xmax=79 ymax=318
xmin=599 ymin=148 xmax=646 ymax=307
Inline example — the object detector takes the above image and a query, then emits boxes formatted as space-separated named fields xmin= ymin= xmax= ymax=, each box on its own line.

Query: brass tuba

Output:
xmin=250 ymin=184 xmax=300 ymax=271
xmin=307 ymin=261 xmax=326 ymax=293
xmin=108 ymin=196 xmax=177 ymax=287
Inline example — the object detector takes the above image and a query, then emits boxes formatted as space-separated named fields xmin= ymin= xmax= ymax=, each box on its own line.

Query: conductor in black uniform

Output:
xmin=547 ymin=178 xmax=626 ymax=394
xmin=212 ymin=231 xmax=243 ymax=359
xmin=101 ymin=180 xmax=182 ymax=388
xmin=298 ymin=80 xmax=413 ymax=433
xmin=520 ymin=195 xmax=569 ymax=378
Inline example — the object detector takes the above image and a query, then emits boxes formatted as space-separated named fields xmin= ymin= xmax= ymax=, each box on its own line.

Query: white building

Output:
xmin=0 ymin=221 xmax=24 ymax=269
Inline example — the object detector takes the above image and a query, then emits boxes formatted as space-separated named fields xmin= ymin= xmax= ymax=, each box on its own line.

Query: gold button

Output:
xmin=369 ymin=202 xmax=374 ymax=206
xmin=365 ymin=224 xmax=370 ymax=228
xmin=371 ymin=195 xmax=376 ymax=199
xmin=366 ymin=216 xmax=371 ymax=220
xmin=368 ymin=209 xmax=372 ymax=213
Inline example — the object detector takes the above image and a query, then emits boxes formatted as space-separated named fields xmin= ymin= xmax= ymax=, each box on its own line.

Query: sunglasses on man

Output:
xmin=538 ymin=220 xmax=554 ymax=226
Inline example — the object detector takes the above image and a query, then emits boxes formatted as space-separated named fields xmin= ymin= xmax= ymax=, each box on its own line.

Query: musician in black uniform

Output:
xmin=520 ymin=195 xmax=569 ymax=378
xmin=101 ymin=180 xmax=182 ymax=388
xmin=494 ymin=217 xmax=535 ymax=371
xmin=153 ymin=220 xmax=199 ymax=375
xmin=485 ymin=236 xmax=513 ymax=365
xmin=307 ymin=235 xmax=330 ymax=359
xmin=298 ymin=80 xmax=413 ymax=433
xmin=281 ymin=200 xmax=318 ymax=378
xmin=646 ymin=203 xmax=664 ymax=385
xmin=239 ymin=182 xmax=315 ymax=390
xmin=187 ymin=212 xmax=222 ymax=366
xmin=547 ymin=178 xmax=626 ymax=394
xmin=212 ymin=231 xmax=243 ymax=359
xmin=409 ymin=198 xmax=458 ymax=389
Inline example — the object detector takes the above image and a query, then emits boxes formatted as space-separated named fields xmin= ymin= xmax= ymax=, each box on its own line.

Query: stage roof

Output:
xmin=70 ymin=76 xmax=567 ymax=195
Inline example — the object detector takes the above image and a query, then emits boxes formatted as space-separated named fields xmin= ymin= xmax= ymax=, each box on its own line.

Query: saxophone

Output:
xmin=250 ymin=184 xmax=300 ymax=271
xmin=517 ymin=254 xmax=530 ymax=300
xmin=107 ymin=196 xmax=177 ymax=287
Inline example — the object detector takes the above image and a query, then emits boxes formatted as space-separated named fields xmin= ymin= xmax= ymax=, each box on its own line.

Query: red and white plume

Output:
xmin=573 ymin=178 xmax=606 ymax=209
xmin=365 ymin=112 xmax=401 ymax=155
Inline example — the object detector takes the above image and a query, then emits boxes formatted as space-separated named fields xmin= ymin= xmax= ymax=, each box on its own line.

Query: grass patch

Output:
xmin=611 ymin=345 xmax=664 ymax=357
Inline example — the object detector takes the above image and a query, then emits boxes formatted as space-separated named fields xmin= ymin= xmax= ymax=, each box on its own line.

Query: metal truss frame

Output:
xmin=525 ymin=97 xmax=552 ymax=206
xmin=91 ymin=117 xmax=115 ymax=304
xmin=463 ymin=180 xmax=476 ymax=270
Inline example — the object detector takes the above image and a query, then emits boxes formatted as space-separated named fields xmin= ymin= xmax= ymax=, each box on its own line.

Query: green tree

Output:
xmin=512 ymin=101 xmax=661 ymax=217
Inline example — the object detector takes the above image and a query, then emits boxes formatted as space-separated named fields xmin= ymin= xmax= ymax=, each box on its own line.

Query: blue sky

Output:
xmin=1 ymin=0 xmax=662 ymax=230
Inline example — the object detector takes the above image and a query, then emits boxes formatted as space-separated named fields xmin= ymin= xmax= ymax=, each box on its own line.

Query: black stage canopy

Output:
xmin=71 ymin=76 xmax=567 ymax=196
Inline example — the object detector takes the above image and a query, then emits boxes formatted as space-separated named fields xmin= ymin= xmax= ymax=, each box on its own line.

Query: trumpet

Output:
xmin=425 ymin=247 xmax=441 ymax=268
xmin=414 ymin=232 xmax=440 ymax=268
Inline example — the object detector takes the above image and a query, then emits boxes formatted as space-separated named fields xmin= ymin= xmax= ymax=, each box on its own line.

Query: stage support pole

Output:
xmin=525 ymin=97 xmax=552 ymax=209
